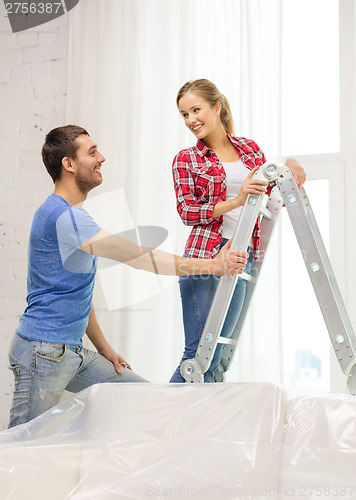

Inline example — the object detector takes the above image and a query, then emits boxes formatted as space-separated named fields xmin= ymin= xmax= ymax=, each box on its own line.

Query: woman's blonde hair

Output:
xmin=176 ymin=79 xmax=235 ymax=136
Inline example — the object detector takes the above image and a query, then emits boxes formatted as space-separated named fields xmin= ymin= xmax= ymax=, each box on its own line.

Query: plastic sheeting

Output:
xmin=281 ymin=392 xmax=356 ymax=497
xmin=0 ymin=382 xmax=355 ymax=500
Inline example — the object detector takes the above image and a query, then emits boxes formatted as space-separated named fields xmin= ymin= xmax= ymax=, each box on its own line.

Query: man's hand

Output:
xmin=99 ymin=344 xmax=132 ymax=374
xmin=285 ymin=158 xmax=306 ymax=188
xmin=212 ymin=240 xmax=248 ymax=276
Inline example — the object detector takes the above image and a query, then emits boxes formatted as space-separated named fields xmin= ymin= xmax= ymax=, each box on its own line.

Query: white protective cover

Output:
xmin=280 ymin=391 xmax=356 ymax=499
xmin=0 ymin=382 xmax=355 ymax=500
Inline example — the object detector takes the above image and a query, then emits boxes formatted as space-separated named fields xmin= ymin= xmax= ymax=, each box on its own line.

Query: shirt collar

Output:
xmin=196 ymin=134 xmax=240 ymax=158
xmin=196 ymin=139 xmax=211 ymax=157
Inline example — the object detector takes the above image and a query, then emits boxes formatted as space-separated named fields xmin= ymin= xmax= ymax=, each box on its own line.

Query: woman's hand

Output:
xmin=212 ymin=240 xmax=248 ymax=276
xmin=285 ymin=158 xmax=306 ymax=188
xmin=211 ymin=166 xmax=267 ymax=219
xmin=234 ymin=166 xmax=268 ymax=207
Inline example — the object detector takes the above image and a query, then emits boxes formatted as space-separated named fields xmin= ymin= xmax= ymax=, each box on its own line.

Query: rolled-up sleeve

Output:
xmin=172 ymin=153 xmax=218 ymax=226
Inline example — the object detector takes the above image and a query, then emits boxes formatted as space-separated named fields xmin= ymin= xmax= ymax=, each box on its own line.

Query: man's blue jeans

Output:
xmin=8 ymin=333 xmax=147 ymax=428
xmin=170 ymin=240 xmax=253 ymax=383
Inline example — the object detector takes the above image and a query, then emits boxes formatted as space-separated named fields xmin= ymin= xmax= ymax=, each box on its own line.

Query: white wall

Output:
xmin=0 ymin=4 xmax=69 ymax=430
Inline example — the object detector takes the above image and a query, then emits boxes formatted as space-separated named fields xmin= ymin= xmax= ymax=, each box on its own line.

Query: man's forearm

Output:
xmin=85 ymin=304 xmax=110 ymax=353
xmin=128 ymin=248 xmax=216 ymax=276
xmin=80 ymin=230 xmax=245 ymax=276
xmin=80 ymin=230 xmax=215 ymax=275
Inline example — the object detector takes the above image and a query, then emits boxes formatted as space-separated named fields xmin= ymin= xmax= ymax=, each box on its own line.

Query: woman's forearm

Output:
xmin=211 ymin=197 xmax=241 ymax=218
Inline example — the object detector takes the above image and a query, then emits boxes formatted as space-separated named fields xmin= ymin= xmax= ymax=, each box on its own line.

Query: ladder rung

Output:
xmin=260 ymin=206 xmax=273 ymax=219
xmin=240 ymin=271 xmax=256 ymax=283
xmin=217 ymin=337 xmax=237 ymax=345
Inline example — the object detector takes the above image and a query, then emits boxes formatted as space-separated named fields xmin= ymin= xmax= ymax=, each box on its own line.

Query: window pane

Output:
xmin=281 ymin=0 xmax=339 ymax=155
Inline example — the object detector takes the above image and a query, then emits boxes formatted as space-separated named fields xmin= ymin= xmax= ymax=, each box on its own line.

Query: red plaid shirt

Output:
xmin=172 ymin=135 xmax=266 ymax=260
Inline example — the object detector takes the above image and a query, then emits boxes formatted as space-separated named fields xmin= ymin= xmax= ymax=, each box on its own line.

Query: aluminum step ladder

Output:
xmin=180 ymin=161 xmax=356 ymax=395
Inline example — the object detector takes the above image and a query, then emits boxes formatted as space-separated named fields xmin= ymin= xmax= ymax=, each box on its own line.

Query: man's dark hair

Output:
xmin=41 ymin=125 xmax=89 ymax=183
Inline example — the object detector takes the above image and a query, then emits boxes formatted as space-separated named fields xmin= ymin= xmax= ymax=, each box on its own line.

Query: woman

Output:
xmin=170 ymin=79 xmax=305 ymax=383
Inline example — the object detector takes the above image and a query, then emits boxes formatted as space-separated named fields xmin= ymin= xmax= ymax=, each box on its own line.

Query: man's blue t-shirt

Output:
xmin=17 ymin=194 xmax=101 ymax=345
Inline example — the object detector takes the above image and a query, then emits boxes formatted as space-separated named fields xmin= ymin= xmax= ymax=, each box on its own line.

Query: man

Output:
xmin=8 ymin=125 xmax=248 ymax=428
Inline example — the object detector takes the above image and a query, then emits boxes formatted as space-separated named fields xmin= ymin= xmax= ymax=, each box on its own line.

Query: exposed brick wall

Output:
xmin=0 ymin=5 xmax=69 ymax=430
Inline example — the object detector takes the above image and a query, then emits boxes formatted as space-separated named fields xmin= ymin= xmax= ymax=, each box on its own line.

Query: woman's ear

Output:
xmin=216 ymin=101 xmax=222 ymax=115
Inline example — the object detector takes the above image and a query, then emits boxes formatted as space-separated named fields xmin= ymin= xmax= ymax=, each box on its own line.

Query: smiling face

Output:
xmin=178 ymin=92 xmax=223 ymax=141
xmin=70 ymin=134 xmax=106 ymax=194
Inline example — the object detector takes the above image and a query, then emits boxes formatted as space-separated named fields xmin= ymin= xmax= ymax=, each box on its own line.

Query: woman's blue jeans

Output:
xmin=170 ymin=239 xmax=252 ymax=383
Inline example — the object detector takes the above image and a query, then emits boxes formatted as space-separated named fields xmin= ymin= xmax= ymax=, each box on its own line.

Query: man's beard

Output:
xmin=75 ymin=171 xmax=102 ymax=194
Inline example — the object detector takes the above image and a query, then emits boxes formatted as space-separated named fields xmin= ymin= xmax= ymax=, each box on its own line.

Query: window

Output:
xmin=281 ymin=0 xmax=339 ymax=156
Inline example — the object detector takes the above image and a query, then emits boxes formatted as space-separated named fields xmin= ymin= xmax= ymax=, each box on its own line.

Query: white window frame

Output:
xmin=277 ymin=0 xmax=356 ymax=393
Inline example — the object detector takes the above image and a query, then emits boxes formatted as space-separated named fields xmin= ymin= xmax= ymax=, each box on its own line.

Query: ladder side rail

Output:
xmin=279 ymin=176 xmax=356 ymax=380
xmin=218 ymin=190 xmax=283 ymax=377
xmin=298 ymin=188 xmax=355 ymax=336
xmin=180 ymin=192 xmax=265 ymax=382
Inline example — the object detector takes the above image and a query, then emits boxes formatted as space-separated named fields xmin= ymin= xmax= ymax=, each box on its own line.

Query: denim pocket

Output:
xmin=36 ymin=342 xmax=66 ymax=362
